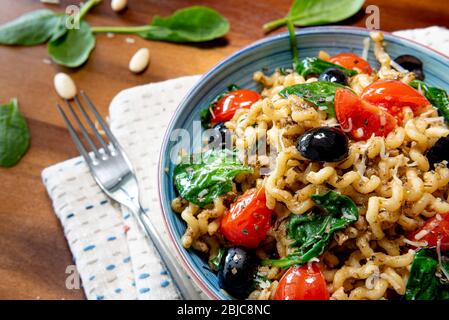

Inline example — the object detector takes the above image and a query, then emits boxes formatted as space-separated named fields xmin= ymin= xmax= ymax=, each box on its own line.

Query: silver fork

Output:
xmin=57 ymin=91 xmax=200 ymax=300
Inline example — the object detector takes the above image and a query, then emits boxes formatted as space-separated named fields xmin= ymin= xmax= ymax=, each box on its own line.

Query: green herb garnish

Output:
xmin=410 ymin=80 xmax=449 ymax=123
xmin=279 ymin=81 xmax=351 ymax=117
xmin=174 ymin=149 xmax=252 ymax=207
xmin=262 ymin=190 xmax=358 ymax=268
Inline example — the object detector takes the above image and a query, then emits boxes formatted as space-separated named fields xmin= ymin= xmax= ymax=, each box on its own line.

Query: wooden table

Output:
xmin=0 ymin=0 xmax=448 ymax=300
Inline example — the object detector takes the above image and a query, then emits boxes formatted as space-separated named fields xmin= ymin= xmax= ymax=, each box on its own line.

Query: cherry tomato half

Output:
xmin=274 ymin=263 xmax=329 ymax=300
xmin=212 ymin=89 xmax=261 ymax=123
xmin=408 ymin=213 xmax=449 ymax=251
xmin=329 ymin=52 xmax=373 ymax=75
xmin=220 ymin=187 xmax=272 ymax=248
xmin=361 ymin=80 xmax=430 ymax=121
xmin=335 ymin=88 xmax=397 ymax=141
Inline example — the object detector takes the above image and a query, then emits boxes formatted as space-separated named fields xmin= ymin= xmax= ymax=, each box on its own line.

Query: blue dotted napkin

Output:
xmin=42 ymin=76 xmax=202 ymax=300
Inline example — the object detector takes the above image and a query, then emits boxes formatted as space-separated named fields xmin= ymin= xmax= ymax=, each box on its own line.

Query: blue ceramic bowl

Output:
xmin=158 ymin=26 xmax=449 ymax=300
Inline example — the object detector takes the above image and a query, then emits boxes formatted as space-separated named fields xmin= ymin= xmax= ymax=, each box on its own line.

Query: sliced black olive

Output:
xmin=218 ymin=247 xmax=258 ymax=298
xmin=297 ymin=127 xmax=349 ymax=162
xmin=318 ymin=68 xmax=349 ymax=86
xmin=426 ymin=136 xmax=449 ymax=168
xmin=208 ymin=122 xmax=231 ymax=148
xmin=394 ymin=55 xmax=425 ymax=81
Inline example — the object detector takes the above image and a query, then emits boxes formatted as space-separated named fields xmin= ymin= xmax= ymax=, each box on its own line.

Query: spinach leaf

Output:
xmin=0 ymin=9 xmax=62 ymax=46
xmin=0 ymin=99 xmax=30 ymax=167
xmin=297 ymin=57 xmax=357 ymax=78
xmin=405 ymin=248 xmax=449 ymax=300
xmin=92 ymin=6 xmax=229 ymax=43
xmin=262 ymin=190 xmax=358 ymax=268
xmin=47 ymin=20 xmax=96 ymax=68
xmin=410 ymin=80 xmax=449 ymax=123
xmin=263 ymin=0 xmax=365 ymax=32
xmin=210 ymin=248 xmax=225 ymax=271
xmin=174 ymin=149 xmax=252 ymax=207
xmin=279 ymin=81 xmax=350 ymax=117
xmin=199 ymin=84 xmax=240 ymax=128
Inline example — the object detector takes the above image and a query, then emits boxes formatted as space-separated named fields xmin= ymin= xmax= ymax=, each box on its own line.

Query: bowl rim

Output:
xmin=157 ymin=25 xmax=449 ymax=300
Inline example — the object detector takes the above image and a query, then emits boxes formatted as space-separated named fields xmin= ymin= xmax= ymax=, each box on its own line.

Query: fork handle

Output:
xmin=128 ymin=203 xmax=202 ymax=300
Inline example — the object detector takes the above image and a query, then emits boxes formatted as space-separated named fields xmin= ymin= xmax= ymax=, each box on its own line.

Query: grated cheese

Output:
xmin=390 ymin=60 xmax=407 ymax=73
xmin=403 ymin=238 xmax=428 ymax=247
xmin=362 ymin=37 xmax=371 ymax=61
xmin=414 ymin=229 xmax=430 ymax=240
xmin=342 ymin=118 xmax=353 ymax=132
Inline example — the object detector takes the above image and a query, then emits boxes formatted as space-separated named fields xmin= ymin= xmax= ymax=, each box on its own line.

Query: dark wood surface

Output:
xmin=0 ymin=0 xmax=448 ymax=300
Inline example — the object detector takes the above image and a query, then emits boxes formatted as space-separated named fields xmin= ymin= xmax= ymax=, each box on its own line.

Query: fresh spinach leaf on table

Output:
xmin=262 ymin=190 xmax=358 ymax=268
xmin=263 ymin=0 xmax=365 ymax=32
xmin=0 ymin=3 xmax=229 ymax=68
xmin=0 ymin=99 xmax=30 ymax=167
xmin=0 ymin=0 xmax=100 ymax=67
xmin=48 ymin=20 xmax=96 ymax=68
xmin=410 ymin=80 xmax=449 ymax=123
xmin=91 ymin=6 xmax=230 ymax=43
xmin=279 ymin=81 xmax=351 ymax=117
xmin=174 ymin=149 xmax=252 ymax=207
xmin=405 ymin=248 xmax=449 ymax=300
xmin=0 ymin=9 xmax=62 ymax=46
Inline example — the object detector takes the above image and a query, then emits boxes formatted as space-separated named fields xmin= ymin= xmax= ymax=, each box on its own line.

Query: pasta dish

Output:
xmin=171 ymin=30 xmax=449 ymax=300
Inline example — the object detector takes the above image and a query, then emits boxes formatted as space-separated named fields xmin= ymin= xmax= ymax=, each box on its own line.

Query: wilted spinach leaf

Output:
xmin=279 ymin=81 xmax=351 ymax=117
xmin=405 ymin=248 xmax=449 ymax=300
xmin=297 ymin=57 xmax=357 ymax=78
xmin=210 ymin=247 xmax=225 ymax=271
xmin=0 ymin=99 xmax=30 ymax=167
xmin=263 ymin=190 xmax=358 ymax=268
xmin=174 ymin=149 xmax=252 ymax=207
xmin=410 ymin=80 xmax=449 ymax=123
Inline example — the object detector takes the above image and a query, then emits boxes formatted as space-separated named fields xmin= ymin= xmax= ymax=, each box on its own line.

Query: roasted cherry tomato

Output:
xmin=408 ymin=213 xmax=449 ymax=250
xmin=361 ymin=80 xmax=430 ymax=121
xmin=329 ymin=52 xmax=373 ymax=75
xmin=212 ymin=89 xmax=261 ymax=123
xmin=220 ymin=187 xmax=272 ymax=248
xmin=335 ymin=88 xmax=397 ymax=141
xmin=274 ymin=263 xmax=329 ymax=300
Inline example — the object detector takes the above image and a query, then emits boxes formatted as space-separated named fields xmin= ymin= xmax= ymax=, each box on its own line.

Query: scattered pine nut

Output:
xmin=111 ymin=0 xmax=127 ymax=12
xmin=125 ymin=37 xmax=136 ymax=44
xmin=54 ymin=73 xmax=77 ymax=100
xmin=129 ymin=48 xmax=150 ymax=74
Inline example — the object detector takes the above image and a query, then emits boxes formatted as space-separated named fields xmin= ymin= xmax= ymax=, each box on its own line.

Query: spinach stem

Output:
xmin=263 ymin=13 xmax=307 ymax=32
xmin=91 ymin=25 xmax=156 ymax=34
xmin=79 ymin=0 xmax=102 ymax=21
xmin=287 ymin=19 xmax=299 ymax=71
xmin=263 ymin=17 xmax=288 ymax=32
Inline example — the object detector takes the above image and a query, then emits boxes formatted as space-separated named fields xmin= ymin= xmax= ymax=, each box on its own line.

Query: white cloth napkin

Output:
xmin=42 ymin=27 xmax=449 ymax=300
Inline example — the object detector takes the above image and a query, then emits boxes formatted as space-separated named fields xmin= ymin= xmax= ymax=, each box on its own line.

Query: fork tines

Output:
xmin=57 ymin=91 xmax=119 ymax=164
